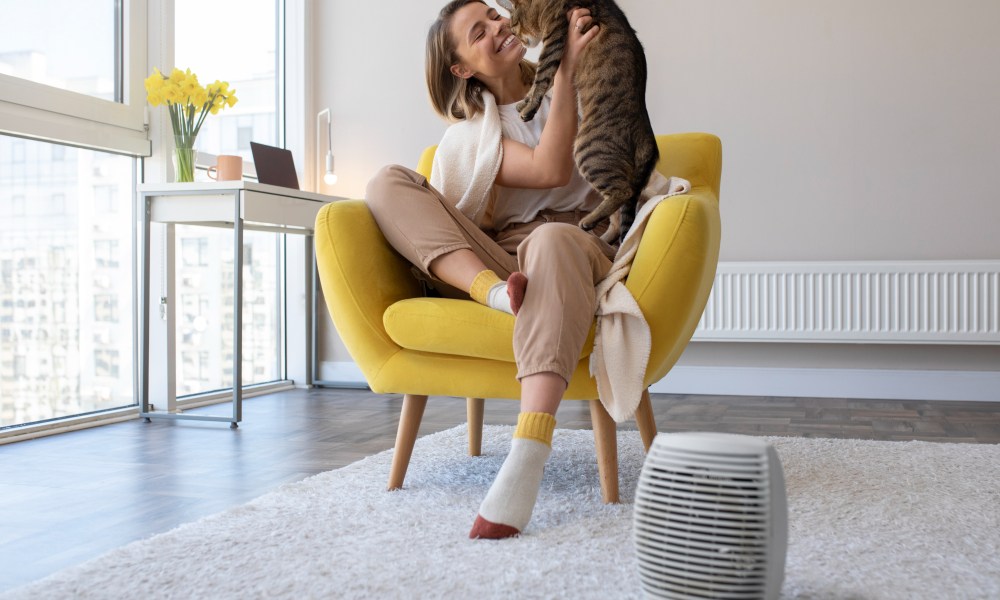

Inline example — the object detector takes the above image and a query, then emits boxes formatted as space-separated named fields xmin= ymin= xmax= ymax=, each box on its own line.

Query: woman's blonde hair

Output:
xmin=426 ymin=0 xmax=536 ymax=121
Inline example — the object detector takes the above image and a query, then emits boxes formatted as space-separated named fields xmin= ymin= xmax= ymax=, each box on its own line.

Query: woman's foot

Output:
xmin=506 ymin=271 xmax=528 ymax=316
xmin=470 ymin=269 xmax=528 ymax=316
xmin=469 ymin=412 xmax=554 ymax=539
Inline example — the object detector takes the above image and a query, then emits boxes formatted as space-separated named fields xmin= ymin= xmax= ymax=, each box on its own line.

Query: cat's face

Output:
xmin=496 ymin=0 xmax=549 ymax=48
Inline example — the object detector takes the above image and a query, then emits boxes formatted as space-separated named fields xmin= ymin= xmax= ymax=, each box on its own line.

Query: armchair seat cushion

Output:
xmin=383 ymin=297 xmax=596 ymax=363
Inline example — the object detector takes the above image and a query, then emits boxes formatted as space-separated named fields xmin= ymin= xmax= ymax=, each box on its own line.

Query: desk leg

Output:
xmin=309 ymin=236 xmax=316 ymax=386
xmin=231 ymin=195 xmax=243 ymax=428
xmin=140 ymin=193 xmax=151 ymax=421
xmin=164 ymin=224 xmax=177 ymax=414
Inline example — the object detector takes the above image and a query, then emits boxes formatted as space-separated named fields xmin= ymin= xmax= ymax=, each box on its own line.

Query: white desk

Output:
xmin=138 ymin=181 xmax=333 ymax=427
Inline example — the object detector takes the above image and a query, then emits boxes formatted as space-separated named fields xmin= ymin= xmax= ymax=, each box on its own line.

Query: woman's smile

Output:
xmin=497 ymin=33 xmax=518 ymax=53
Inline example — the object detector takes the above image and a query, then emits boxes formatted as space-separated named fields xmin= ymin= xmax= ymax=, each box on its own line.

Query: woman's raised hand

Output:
xmin=559 ymin=7 xmax=599 ymax=78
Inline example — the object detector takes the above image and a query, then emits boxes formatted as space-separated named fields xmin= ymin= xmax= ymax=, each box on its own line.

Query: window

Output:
xmin=0 ymin=1 xmax=117 ymax=99
xmin=0 ymin=0 xmax=143 ymax=430
xmin=175 ymin=0 xmax=279 ymax=160
xmin=173 ymin=227 xmax=282 ymax=395
xmin=0 ymin=136 xmax=134 ymax=428
xmin=94 ymin=294 xmax=119 ymax=322
xmin=181 ymin=237 xmax=210 ymax=267
xmin=94 ymin=349 xmax=120 ymax=379
xmin=93 ymin=240 xmax=120 ymax=269
xmin=0 ymin=0 xmax=148 ymax=156
xmin=0 ymin=0 xmax=299 ymax=432
xmin=171 ymin=0 xmax=285 ymax=396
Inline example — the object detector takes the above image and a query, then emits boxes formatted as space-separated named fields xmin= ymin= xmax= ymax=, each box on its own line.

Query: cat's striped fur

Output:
xmin=500 ymin=0 xmax=658 ymax=244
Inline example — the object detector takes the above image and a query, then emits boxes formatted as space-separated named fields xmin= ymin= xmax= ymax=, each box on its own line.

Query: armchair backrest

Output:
xmin=654 ymin=133 xmax=722 ymax=200
xmin=416 ymin=145 xmax=436 ymax=180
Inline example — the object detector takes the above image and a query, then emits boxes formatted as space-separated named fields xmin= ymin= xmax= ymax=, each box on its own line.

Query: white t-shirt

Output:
xmin=492 ymin=95 xmax=600 ymax=232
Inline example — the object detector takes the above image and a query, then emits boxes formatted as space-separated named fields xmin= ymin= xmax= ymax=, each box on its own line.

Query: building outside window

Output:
xmin=0 ymin=138 xmax=134 ymax=427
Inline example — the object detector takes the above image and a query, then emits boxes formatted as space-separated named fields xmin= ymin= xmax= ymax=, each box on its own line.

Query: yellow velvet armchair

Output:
xmin=314 ymin=132 xmax=721 ymax=503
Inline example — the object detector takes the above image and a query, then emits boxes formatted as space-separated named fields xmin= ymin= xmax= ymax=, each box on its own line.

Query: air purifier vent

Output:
xmin=633 ymin=432 xmax=787 ymax=600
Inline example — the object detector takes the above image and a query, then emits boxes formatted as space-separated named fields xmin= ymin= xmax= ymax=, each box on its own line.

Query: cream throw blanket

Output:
xmin=429 ymin=90 xmax=692 ymax=421
xmin=590 ymin=173 xmax=690 ymax=422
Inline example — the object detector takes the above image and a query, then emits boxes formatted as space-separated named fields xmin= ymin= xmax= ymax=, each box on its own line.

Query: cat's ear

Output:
xmin=450 ymin=64 xmax=475 ymax=80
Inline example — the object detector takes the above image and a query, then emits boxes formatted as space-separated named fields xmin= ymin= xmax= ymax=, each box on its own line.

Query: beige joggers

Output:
xmin=365 ymin=164 xmax=615 ymax=383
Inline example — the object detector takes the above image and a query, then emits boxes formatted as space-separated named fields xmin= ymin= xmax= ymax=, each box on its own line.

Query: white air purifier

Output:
xmin=633 ymin=432 xmax=787 ymax=600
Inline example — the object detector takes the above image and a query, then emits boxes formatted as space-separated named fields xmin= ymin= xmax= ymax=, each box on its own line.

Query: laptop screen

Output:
xmin=250 ymin=142 xmax=300 ymax=190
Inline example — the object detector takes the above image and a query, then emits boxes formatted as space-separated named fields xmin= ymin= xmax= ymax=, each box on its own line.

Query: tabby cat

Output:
xmin=498 ymin=0 xmax=658 ymax=244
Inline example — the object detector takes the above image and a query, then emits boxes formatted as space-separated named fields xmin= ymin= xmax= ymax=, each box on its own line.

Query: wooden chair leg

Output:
xmin=589 ymin=399 xmax=620 ymax=504
xmin=466 ymin=397 xmax=484 ymax=456
xmin=635 ymin=389 xmax=658 ymax=453
xmin=387 ymin=394 xmax=428 ymax=491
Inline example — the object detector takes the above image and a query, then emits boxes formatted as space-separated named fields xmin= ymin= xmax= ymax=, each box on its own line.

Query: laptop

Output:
xmin=250 ymin=141 xmax=301 ymax=190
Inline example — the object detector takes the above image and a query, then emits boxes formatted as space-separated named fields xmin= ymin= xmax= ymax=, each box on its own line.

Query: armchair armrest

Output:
xmin=314 ymin=200 xmax=424 ymax=381
xmin=629 ymin=133 xmax=723 ymax=386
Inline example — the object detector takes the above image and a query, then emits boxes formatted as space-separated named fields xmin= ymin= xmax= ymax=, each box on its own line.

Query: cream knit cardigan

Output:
xmin=430 ymin=91 xmax=691 ymax=422
xmin=429 ymin=91 xmax=504 ymax=226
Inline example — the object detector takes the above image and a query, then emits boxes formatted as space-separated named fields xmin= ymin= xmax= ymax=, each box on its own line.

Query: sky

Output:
xmin=0 ymin=0 xmax=115 ymax=82
xmin=174 ymin=0 xmax=276 ymax=83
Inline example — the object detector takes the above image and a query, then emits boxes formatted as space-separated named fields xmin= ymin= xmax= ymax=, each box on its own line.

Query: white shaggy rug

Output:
xmin=4 ymin=426 xmax=1000 ymax=599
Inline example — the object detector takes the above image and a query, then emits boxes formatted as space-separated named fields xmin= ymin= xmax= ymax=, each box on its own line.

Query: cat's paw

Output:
xmin=517 ymin=98 xmax=539 ymax=122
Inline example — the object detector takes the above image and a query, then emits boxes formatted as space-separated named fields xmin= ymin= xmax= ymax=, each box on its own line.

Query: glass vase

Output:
xmin=172 ymin=137 xmax=196 ymax=183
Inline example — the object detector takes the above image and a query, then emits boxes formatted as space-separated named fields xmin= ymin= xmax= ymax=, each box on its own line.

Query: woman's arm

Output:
xmin=495 ymin=7 xmax=598 ymax=189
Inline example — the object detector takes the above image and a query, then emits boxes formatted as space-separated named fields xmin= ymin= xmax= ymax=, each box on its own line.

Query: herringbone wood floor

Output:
xmin=1 ymin=388 xmax=998 ymax=591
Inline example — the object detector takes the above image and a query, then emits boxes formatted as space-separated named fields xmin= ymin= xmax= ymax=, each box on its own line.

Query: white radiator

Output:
xmin=692 ymin=261 xmax=1000 ymax=344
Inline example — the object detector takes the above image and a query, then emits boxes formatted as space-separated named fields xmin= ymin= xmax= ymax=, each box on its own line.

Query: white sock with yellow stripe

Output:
xmin=469 ymin=269 xmax=527 ymax=316
xmin=469 ymin=412 xmax=556 ymax=539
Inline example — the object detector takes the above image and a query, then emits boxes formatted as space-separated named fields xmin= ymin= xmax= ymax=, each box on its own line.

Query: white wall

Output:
xmin=311 ymin=0 xmax=1000 ymax=394
xmin=640 ymin=0 xmax=1000 ymax=262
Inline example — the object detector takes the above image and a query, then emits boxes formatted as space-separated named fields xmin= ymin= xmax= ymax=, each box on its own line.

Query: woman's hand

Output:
xmin=558 ymin=7 xmax=599 ymax=80
xmin=494 ymin=8 xmax=599 ymax=190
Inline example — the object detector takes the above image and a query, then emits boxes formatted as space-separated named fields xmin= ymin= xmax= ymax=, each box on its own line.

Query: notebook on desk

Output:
xmin=250 ymin=141 xmax=300 ymax=190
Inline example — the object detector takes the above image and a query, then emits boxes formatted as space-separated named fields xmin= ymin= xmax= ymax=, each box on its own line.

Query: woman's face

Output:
xmin=448 ymin=2 xmax=524 ymax=82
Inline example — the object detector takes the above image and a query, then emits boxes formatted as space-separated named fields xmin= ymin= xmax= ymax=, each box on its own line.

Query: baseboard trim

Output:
xmin=315 ymin=361 xmax=368 ymax=389
xmin=650 ymin=365 xmax=1000 ymax=402
xmin=318 ymin=361 xmax=1000 ymax=403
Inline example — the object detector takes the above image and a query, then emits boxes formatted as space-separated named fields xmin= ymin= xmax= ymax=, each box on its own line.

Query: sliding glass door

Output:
xmin=0 ymin=139 xmax=135 ymax=427
xmin=0 ymin=0 xmax=290 ymax=429
xmin=0 ymin=0 xmax=143 ymax=429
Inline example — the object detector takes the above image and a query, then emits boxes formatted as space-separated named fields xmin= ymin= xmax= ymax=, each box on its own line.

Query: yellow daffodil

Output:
xmin=144 ymin=66 xmax=240 ymax=180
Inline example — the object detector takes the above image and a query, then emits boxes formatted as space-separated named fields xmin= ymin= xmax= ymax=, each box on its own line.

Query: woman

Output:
xmin=365 ymin=0 xmax=606 ymax=539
